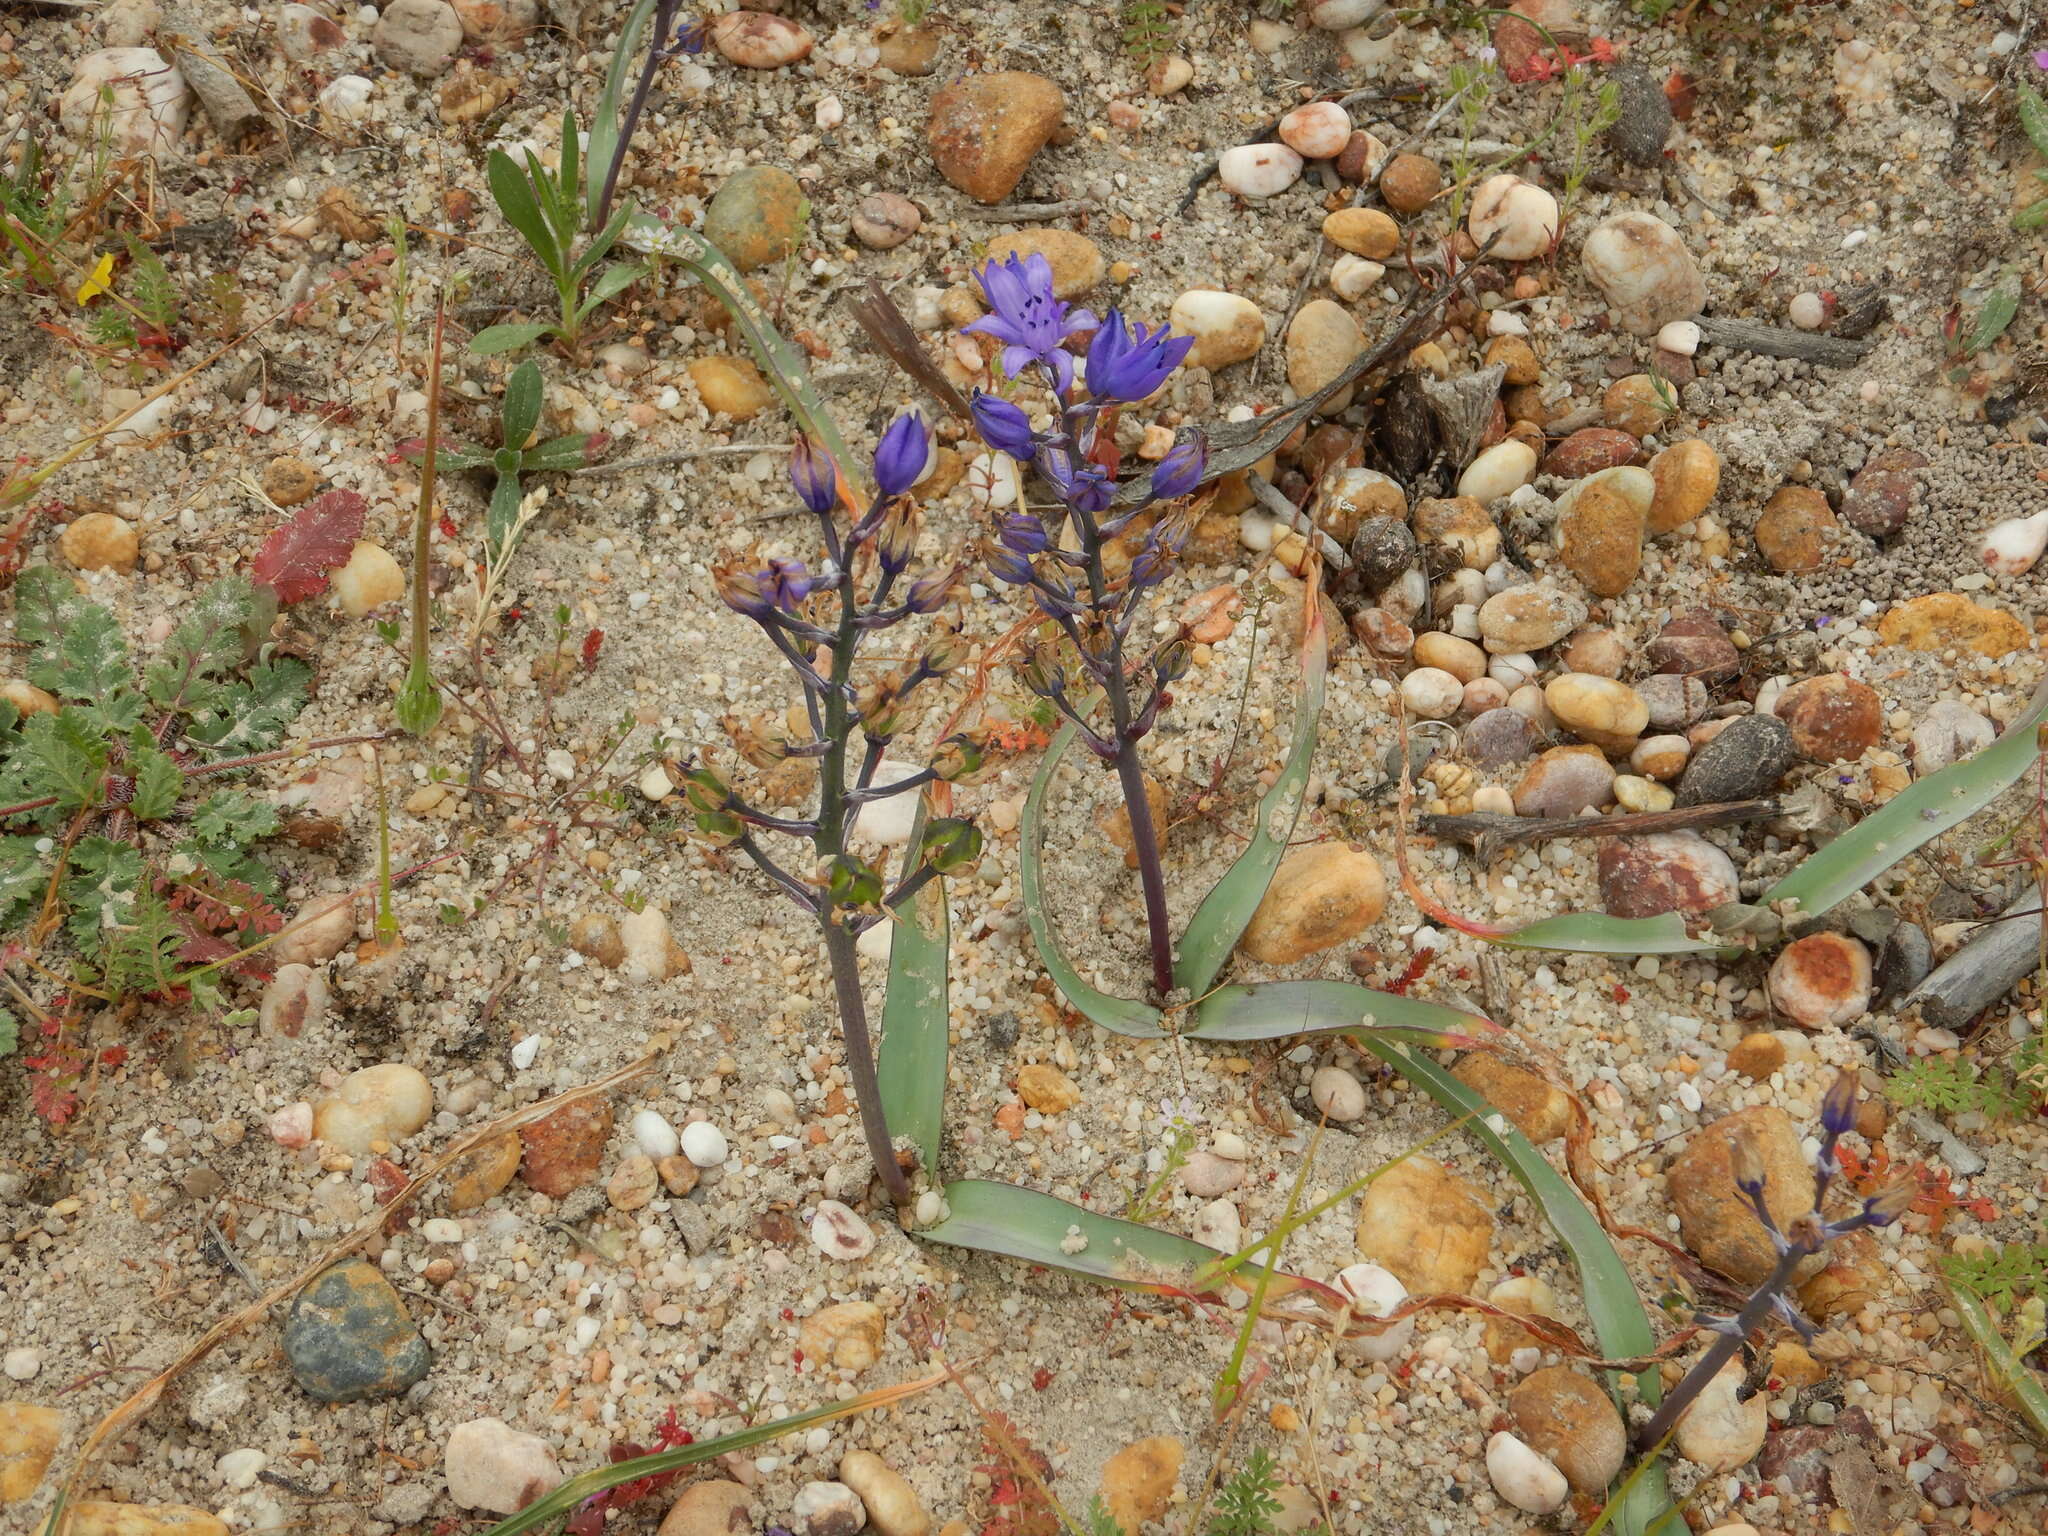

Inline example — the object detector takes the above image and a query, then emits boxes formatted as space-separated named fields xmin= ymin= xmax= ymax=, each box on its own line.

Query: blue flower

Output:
xmin=718 ymin=557 xmax=814 ymax=619
xmin=1041 ymin=447 xmax=1112 ymax=515
xmin=789 ymin=436 xmax=838 ymax=515
xmin=983 ymin=539 xmax=1036 ymax=587
xmin=997 ymin=511 xmax=1049 ymax=555
xmin=873 ymin=411 xmax=930 ymax=497
xmin=1084 ymin=309 xmax=1192 ymax=404
xmin=965 ymin=253 xmax=1097 ymax=393
xmin=1150 ymin=432 xmax=1208 ymax=500
xmin=970 ymin=390 xmax=1039 ymax=460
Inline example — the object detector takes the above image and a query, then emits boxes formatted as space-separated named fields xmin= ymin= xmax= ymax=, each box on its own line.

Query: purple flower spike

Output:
xmin=1150 ymin=432 xmax=1208 ymax=500
xmin=1084 ymin=309 xmax=1193 ymax=405
xmin=970 ymin=390 xmax=1039 ymax=460
xmin=966 ymin=253 xmax=1097 ymax=393
xmin=874 ymin=411 xmax=930 ymax=497
xmin=983 ymin=539 xmax=1036 ymax=587
xmin=789 ymin=436 xmax=838 ymax=515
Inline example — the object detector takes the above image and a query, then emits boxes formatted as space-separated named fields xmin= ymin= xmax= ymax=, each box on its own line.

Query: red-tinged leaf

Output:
xmin=27 ymin=1073 xmax=80 ymax=1130
xmin=581 ymin=628 xmax=604 ymax=672
xmin=253 ymin=489 xmax=368 ymax=603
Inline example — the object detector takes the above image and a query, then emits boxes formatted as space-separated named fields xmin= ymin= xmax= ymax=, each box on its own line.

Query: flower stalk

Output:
xmin=967 ymin=252 xmax=1205 ymax=1000
xmin=697 ymin=418 xmax=982 ymax=1208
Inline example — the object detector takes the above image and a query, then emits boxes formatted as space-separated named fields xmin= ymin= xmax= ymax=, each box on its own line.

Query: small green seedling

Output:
xmin=2018 ymin=84 xmax=2048 ymax=231
xmin=476 ymin=110 xmax=649 ymax=354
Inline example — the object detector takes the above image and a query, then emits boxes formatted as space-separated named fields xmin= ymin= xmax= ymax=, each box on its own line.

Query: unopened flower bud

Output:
xmin=693 ymin=808 xmax=744 ymax=846
xmin=930 ymin=733 xmax=990 ymax=783
xmin=920 ymin=817 xmax=983 ymax=873
xmin=1819 ymin=1069 xmax=1859 ymax=1140
xmin=922 ymin=626 xmax=972 ymax=674
xmin=683 ymin=767 xmax=732 ymax=814
xmin=1729 ymin=1127 xmax=1768 ymax=1198
xmin=1861 ymin=1179 xmax=1916 ymax=1226
xmin=827 ymin=853 xmax=884 ymax=910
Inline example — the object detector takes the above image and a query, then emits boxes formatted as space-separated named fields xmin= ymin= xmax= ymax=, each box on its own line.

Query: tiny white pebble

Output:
xmin=632 ymin=1108 xmax=681 ymax=1160
xmin=680 ymin=1121 xmax=729 ymax=1168
xmin=510 ymin=1035 xmax=542 ymax=1070
xmin=421 ymin=1217 xmax=463 ymax=1244
xmin=2 ymin=1348 xmax=40 ymax=1381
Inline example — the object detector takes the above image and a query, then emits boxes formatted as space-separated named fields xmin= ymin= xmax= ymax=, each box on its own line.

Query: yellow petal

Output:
xmin=75 ymin=252 xmax=115 ymax=305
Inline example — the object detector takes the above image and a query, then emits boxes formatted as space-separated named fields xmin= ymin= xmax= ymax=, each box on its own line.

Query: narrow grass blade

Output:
xmin=1488 ymin=677 xmax=2048 ymax=956
xmin=1173 ymin=599 xmax=1327 ymax=996
xmin=1190 ymin=978 xmax=1501 ymax=1049
xmin=471 ymin=1371 xmax=947 ymax=1536
xmin=922 ymin=1179 xmax=1327 ymax=1304
xmin=876 ymin=808 xmax=950 ymax=1177
xmin=1350 ymin=1037 xmax=1675 ymax=1535
xmin=1945 ymin=1278 xmax=2048 ymax=1443
xmin=1019 ymin=719 xmax=1166 ymax=1037
xmin=624 ymin=219 xmax=862 ymax=485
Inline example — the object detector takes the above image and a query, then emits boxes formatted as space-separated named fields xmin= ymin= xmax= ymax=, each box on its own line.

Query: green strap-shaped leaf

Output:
xmin=921 ymin=1179 xmax=1316 ymax=1301
xmin=574 ymin=260 xmax=649 ymax=322
xmin=1944 ymin=1278 xmax=2048 ymax=1444
xmin=876 ymin=808 xmax=950 ymax=1177
xmin=1173 ymin=607 xmax=1327 ymax=996
xmin=1352 ymin=1034 xmax=1674 ymax=1536
xmin=1190 ymin=978 xmax=1499 ymax=1050
xmin=471 ymin=322 xmax=557 ymax=358
xmin=1019 ymin=719 xmax=1166 ymax=1036
xmin=1491 ymin=677 xmax=2048 ymax=956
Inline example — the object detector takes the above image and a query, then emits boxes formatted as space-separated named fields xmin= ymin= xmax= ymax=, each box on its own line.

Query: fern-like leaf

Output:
xmin=1941 ymin=1242 xmax=2048 ymax=1312
xmin=185 ymin=658 xmax=311 ymax=755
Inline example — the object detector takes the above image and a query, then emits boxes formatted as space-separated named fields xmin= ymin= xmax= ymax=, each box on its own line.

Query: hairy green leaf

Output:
xmin=0 ymin=836 xmax=44 ymax=929
xmin=471 ymin=322 xmax=557 ymax=356
xmin=25 ymin=583 xmax=130 ymax=705
xmin=128 ymin=747 xmax=185 ymax=821
xmin=61 ymin=835 xmax=143 ymax=950
xmin=487 ymin=150 xmax=562 ymax=279
xmin=1967 ymin=270 xmax=2022 ymax=357
xmin=189 ymin=790 xmax=279 ymax=849
xmin=144 ymin=575 xmax=257 ymax=714
xmin=2020 ymin=83 xmax=2048 ymax=164
xmin=185 ymin=659 xmax=310 ymax=756
xmin=500 ymin=359 xmax=544 ymax=454
xmin=20 ymin=710 xmax=108 ymax=812
xmin=0 ymin=1007 xmax=16 ymax=1056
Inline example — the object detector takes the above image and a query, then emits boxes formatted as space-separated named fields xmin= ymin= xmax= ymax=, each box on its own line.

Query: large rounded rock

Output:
xmin=658 ymin=1480 xmax=751 ymax=1536
xmin=519 ymin=1097 xmax=614 ymax=1197
xmin=1667 ymin=1107 xmax=1820 ymax=1286
xmin=1507 ymin=1367 xmax=1627 ymax=1495
xmin=1596 ymin=832 xmax=1738 ymax=920
xmin=1169 ymin=290 xmax=1265 ymax=372
xmin=1841 ymin=447 xmax=1926 ymax=538
xmin=312 ymin=1063 xmax=432 ymax=1155
xmin=928 ymin=72 xmax=1067 ymax=204
xmin=1647 ymin=610 xmax=1740 ymax=683
xmin=444 ymin=1418 xmax=561 ymax=1514
xmin=702 ymin=166 xmax=808 ymax=272
xmin=1468 ymin=174 xmax=1559 ymax=260
xmin=1581 ymin=212 xmax=1706 ymax=335
xmin=985 ymin=229 xmax=1103 ymax=300
xmin=1545 ymin=675 xmax=1647 ymax=753
xmin=1479 ymin=585 xmax=1584 ymax=652
xmin=1464 ymin=706 xmax=1539 ymax=769
xmin=1754 ymin=485 xmax=1841 ymax=574
xmin=1648 ymin=439 xmax=1722 ymax=534
xmin=371 ymin=0 xmax=463 ymax=76
xmin=1674 ymin=1358 xmax=1768 ymax=1473
xmin=1098 ymin=1437 xmax=1184 ymax=1535
xmin=1774 ymin=674 xmax=1881 ymax=762
xmin=1238 ymin=843 xmax=1385 ymax=964
xmin=709 ymin=11 xmax=812 ymax=68
xmin=1286 ymin=300 xmax=1366 ymax=415
xmin=1675 ymin=713 xmax=1795 ymax=806
xmin=0 ymin=1399 xmax=63 ymax=1503
xmin=1451 ymin=1054 xmax=1573 ymax=1143
xmin=1513 ymin=745 xmax=1615 ymax=818
xmin=1877 ymin=592 xmax=2029 ymax=657
xmin=1911 ymin=699 xmax=1995 ymax=773
xmin=1354 ymin=1156 xmax=1493 ymax=1294
xmin=61 ymin=49 xmax=190 ymax=159
xmin=1767 ymin=932 xmax=1872 ymax=1029
xmin=283 ymin=1261 xmax=430 ymax=1403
